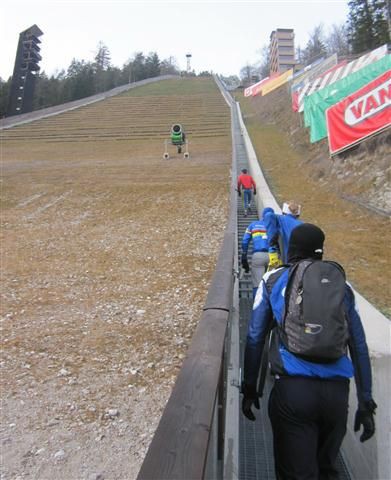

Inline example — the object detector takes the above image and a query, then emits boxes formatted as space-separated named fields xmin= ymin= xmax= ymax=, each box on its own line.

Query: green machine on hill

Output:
xmin=163 ymin=124 xmax=189 ymax=159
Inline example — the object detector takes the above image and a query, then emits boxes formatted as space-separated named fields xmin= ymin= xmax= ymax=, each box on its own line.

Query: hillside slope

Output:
xmin=241 ymin=84 xmax=390 ymax=214
xmin=0 ymin=77 xmax=231 ymax=480
xmin=238 ymin=85 xmax=390 ymax=317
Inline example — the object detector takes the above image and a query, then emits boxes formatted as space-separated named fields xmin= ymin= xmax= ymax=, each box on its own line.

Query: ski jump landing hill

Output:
xmin=2 ymin=74 xmax=389 ymax=479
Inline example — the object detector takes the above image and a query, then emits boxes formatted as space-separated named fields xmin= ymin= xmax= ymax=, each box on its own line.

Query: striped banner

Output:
xmin=297 ymin=44 xmax=388 ymax=112
xmin=291 ymin=54 xmax=336 ymax=91
xmin=294 ymin=60 xmax=348 ymax=111
xmin=244 ymin=77 xmax=270 ymax=97
xmin=291 ymin=55 xmax=339 ymax=111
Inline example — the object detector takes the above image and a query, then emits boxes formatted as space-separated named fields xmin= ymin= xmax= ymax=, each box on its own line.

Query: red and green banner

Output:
xmin=304 ymin=54 xmax=391 ymax=143
xmin=326 ymin=70 xmax=391 ymax=155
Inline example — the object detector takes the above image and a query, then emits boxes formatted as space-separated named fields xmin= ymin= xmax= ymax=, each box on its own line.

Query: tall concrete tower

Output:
xmin=7 ymin=24 xmax=43 ymax=116
xmin=186 ymin=54 xmax=192 ymax=74
xmin=269 ymin=28 xmax=295 ymax=74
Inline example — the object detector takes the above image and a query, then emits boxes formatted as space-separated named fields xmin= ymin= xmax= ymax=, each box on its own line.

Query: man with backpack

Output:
xmin=242 ymin=223 xmax=376 ymax=480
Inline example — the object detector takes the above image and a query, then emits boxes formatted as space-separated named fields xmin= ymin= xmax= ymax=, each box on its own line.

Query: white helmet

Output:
xmin=282 ymin=200 xmax=301 ymax=217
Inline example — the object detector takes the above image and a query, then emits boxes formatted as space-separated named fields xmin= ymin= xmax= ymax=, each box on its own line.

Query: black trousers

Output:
xmin=268 ymin=376 xmax=350 ymax=480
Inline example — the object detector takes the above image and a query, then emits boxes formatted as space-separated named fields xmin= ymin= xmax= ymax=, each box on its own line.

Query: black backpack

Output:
xmin=279 ymin=259 xmax=349 ymax=363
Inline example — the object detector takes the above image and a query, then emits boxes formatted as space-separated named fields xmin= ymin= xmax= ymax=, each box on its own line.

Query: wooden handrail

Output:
xmin=137 ymin=77 xmax=237 ymax=480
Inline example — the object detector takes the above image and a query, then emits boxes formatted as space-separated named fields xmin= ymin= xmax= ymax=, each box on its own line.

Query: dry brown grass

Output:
xmin=0 ymin=78 xmax=232 ymax=479
xmin=238 ymin=91 xmax=390 ymax=317
xmin=2 ymin=75 xmax=388 ymax=478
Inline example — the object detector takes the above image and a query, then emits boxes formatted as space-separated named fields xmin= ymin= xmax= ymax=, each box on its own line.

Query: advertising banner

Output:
xmin=292 ymin=90 xmax=300 ymax=111
xmin=244 ymin=76 xmax=271 ymax=97
xmin=291 ymin=54 xmax=337 ymax=92
xmin=326 ymin=70 xmax=391 ymax=155
xmin=261 ymin=69 xmax=293 ymax=96
xmin=252 ymin=73 xmax=279 ymax=96
xmin=304 ymin=54 xmax=391 ymax=143
xmin=294 ymin=60 xmax=347 ymax=112
xmin=244 ymin=83 xmax=257 ymax=97
xmin=297 ymin=44 xmax=388 ymax=112
xmin=245 ymin=71 xmax=291 ymax=98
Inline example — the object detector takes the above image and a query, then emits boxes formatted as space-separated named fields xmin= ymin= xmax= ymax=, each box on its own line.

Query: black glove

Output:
xmin=253 ymin=188 xmax=257 ymax=195
xmin=354 ymin=399 xmax=377 ymax=442
xmin=238 ymin=189 xmax=242 ymax=197
xmin=241 ymin=253 xmax=250 ymax=273
xmin=241 ymin=383 xmax=260 ymax=421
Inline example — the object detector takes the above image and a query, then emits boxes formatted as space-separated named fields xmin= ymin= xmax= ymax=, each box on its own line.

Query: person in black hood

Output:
xmin=242 ymin=223 xmax=376 ymax=480
xmin=287 ymin=221 xmax=325 ymax=263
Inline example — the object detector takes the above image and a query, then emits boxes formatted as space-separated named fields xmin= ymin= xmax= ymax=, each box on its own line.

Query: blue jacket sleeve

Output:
xmin=345 ymin=285 xmax=373 ymax=404
xmin=241 ymin=225 xmax=252 ymax=254
xmin=243 ymin=281 xmax=274 ymax=387
xmin=264 ymin=213 xmax=279 ymax=252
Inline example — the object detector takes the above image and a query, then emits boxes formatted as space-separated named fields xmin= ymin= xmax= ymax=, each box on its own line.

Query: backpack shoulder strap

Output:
xmin=322 ymin=260 xmax=346 ymax=279
xmin=258 ymin=265 xmax=289 ymax=398
xmin=265 ymin=265 xmax=290 ymax=296
xmin=283 ymin=259 xmax=314 ymax=305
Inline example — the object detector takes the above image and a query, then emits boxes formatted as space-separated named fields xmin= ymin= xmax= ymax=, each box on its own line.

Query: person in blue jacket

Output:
xmin=241 ymin=207 xmax=274 ymax=298
xmin=242 ymin=223 xmax=376 ymax=480
xmin=264 ymin=200 xmax=302 ymax=267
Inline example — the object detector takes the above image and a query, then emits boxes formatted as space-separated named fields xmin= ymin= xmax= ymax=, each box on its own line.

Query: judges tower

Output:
xmin=7 ymin=24 xmax=43 ymax=116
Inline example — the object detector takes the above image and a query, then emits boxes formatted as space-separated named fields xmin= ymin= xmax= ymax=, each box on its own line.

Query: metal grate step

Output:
xmin=234 ymin=149 xmax=351 ymax=479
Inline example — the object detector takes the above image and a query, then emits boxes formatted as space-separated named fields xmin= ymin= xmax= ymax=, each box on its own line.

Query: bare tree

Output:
xmin=325 ymin=23 xmax=350 ymax=57
xmin=240 ymin=64 xmax=259 ymax=85
xmin=296 ymin=45 xmax=305 ymax=64
xmin=302 ymin=24 xmax=327 ymax=64
xmin=160 ymin=56 xmax=179 ymax=75
xmin=258 ymin=45 xmax=271 ymax=78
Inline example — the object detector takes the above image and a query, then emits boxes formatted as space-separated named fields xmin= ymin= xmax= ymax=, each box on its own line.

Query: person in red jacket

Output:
xmin=237 ymin=168 xmax=257 ymax=216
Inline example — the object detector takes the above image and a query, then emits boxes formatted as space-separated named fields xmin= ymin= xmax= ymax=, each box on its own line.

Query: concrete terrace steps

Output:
xmin=1 ymin=88 xmax=230 ymax=144
xmin=1 ymin=130 xmax=230 ymax=142
xmin=2 ymin=122 xmax=230 ymax=133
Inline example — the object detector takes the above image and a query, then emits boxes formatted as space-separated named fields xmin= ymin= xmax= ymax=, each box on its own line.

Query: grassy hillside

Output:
xmin=237 ymin=86 xmax=390 ymax=317
xmin=123 ymin=77 xmax=220 ymax=96
xmin=0 ymin=77 xmax=232 ymax=479
xmin=1 ymin=78 xmax=229 ymax=143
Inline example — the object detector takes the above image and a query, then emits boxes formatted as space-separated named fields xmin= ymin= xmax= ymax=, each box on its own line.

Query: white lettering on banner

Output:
xmin=344 ymin=79 xmax=391 ymax=126
xmin=244 ymin=86 xmax=252 ymax=97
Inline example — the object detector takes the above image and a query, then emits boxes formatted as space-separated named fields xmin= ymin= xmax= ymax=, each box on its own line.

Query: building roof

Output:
xmin=21 ymin=25 xmax=43 ymax=38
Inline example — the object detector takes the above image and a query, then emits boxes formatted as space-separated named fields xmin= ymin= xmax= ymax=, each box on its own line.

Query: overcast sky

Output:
xmin=1 ymin=0 xmax=350 ymax=80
